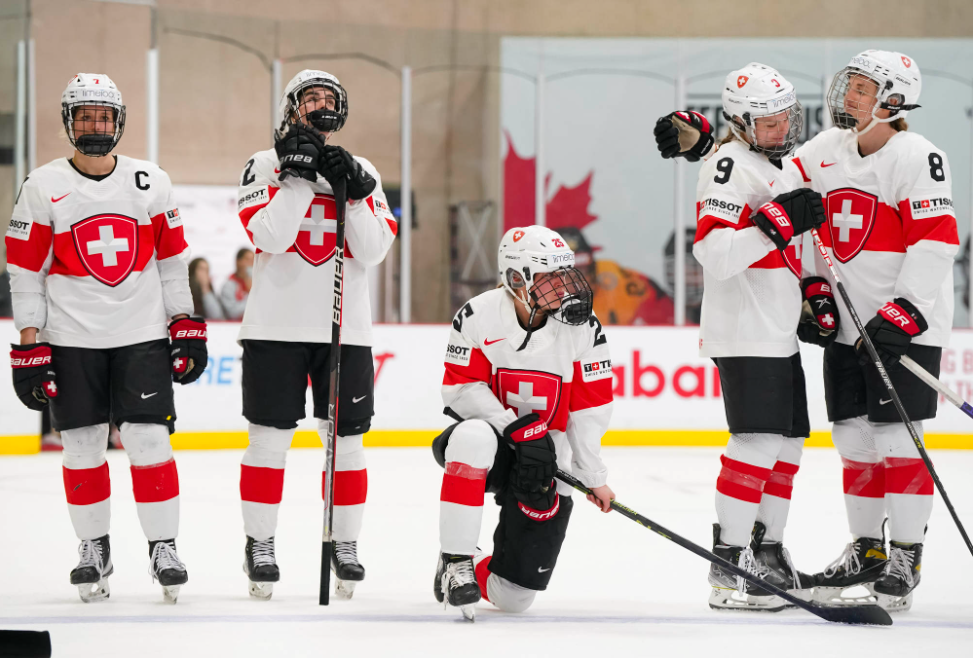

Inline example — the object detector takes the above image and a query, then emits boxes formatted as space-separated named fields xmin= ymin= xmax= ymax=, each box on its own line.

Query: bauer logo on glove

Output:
xmin=168 ymin=317 xmax=209 ymax=385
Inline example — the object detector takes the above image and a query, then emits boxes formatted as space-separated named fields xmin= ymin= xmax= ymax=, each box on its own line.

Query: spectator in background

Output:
xmin=220 ymin=248 xmax=253 ymax=320
xmin=188 ymin=258 xmax=225 ymax=319
xmin=0 ymin=265 xmax=12 ymax=317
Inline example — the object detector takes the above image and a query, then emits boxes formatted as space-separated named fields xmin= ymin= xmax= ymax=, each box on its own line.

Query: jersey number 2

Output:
xmin=242 ymin=159 xmax=256 ymax=186
xmin=589 ymin=315 xmax=607 ymax=347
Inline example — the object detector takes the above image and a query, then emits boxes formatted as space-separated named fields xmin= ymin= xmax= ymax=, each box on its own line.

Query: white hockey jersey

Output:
xmin=442 ymin=288 xmax=614 ymax=489
xmin=5 ymin=156 xmax=192 ymax=348
xmin=236 ymin=148 xmax=396 ymax=346
xmin=793 ymin=128 xmax=958 ymax=347
xmin=693 ymin=140 xmax=807 ymax=358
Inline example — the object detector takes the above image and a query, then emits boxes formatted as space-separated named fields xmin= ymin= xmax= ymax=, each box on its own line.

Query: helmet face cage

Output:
xmin=729 ymin=101 xmax=804 ymax=159
xmin=528 ymin=267 xmax=593 ymax=326
xmin=62 ymin=101 xmax=126 ymax=156
xmin=288 ymin=78 xmax=348 ymax=134
xmin=827 ymin=67 xmax=899 ymax=131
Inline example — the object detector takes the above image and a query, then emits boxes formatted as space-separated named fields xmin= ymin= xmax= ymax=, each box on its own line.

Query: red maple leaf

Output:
xmin=503 ymin=131 xmax=597 ymax=234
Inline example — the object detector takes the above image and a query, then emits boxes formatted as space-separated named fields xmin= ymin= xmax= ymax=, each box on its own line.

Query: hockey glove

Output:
xmin=856 ymin=298 xmax=927 ymax=367
xmin=797 ymin=277 xmax=840 ymax=347
xmin=274 ymin=123 xmax=327 ymax=183
xmin=10 ymin=343 xmax=57 ymax=411
xmin=752 ymin=189 xmax=826 ymax=251
xmin=320 ymin=145 xmax=377 ymax=200
xmin=654 ymin=111 xmax=715 ymax=162
xmin=169 ymin=317 xmax=208 ymax=384
xmin=502 ymin=413 xmax=558 ymax=508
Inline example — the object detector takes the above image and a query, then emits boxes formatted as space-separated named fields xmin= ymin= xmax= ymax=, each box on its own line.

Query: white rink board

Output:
xmin=4 ymin=320 xmax=973 ymax=436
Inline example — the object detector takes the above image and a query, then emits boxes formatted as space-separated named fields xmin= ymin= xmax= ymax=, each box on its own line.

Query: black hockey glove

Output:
xmin=502 ymin=413 xmax=558 ymax=509
xmin=654 ymin=111 xmax=715 ymax=162
xmin=320 ymin=145 xmax=377 ymax=201
xmin=752 ymin=189 xmax=825 ymax=251
xmin=797 ymin=277 xmax=840 ymax=347
xmin=10 ymin=343 xmax=57 ymax=411
xmin=856 ymin=298 xmax=927 ymax=367
xmin=274 ymin=123 xmax=327 ymax=183
xmin=169 ymin=317 xmax=208 ymax=385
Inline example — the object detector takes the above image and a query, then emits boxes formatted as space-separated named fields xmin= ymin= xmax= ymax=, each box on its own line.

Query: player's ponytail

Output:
xmin=890 ymin=117 xmax=908 ymax=132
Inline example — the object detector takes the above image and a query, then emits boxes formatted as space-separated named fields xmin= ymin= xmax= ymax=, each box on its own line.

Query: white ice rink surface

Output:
xmin=1 ymin=446 xmax=971 ymax=657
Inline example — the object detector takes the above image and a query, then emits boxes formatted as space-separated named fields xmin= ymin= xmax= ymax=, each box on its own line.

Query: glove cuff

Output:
xmin=506 ymin=415 xmax=548 ymax=443
xmin=754 ymin=201 xmax=793 ymax=250
xmin=10 ymin=343 xmax=52 ymax=368
xmin=801 ymin=277 xmax=834 ymax=299
xmin=879 ymin=298 xmax=927 ymax=337
xmin=169 ymin=316 xmax=208 ymax=342
xmin=517 ymin=491 xmax=560 ymax=522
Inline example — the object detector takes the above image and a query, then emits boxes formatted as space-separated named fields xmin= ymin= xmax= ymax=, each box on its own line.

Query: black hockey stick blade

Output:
xmin=319 ymin=540 xmax=332 ymax=605
xmin=0 ymin=630 xmax=52 ymax=658
xmin=555 ymin=469 xmax=892 ymax=626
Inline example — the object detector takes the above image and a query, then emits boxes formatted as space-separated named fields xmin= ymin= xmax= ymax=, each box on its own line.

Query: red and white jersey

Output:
xmin=693 ymin=140 xmax=806 ymax=358
xmin=5 ymin=156 xmax=192 ymax=348
xmin=236 ymin=148 xmax=396 ymax=346
xmin=794 ymin=128 xmax=959 ymax=347
xmin=442 ymin=288 xmax=614 ymax=488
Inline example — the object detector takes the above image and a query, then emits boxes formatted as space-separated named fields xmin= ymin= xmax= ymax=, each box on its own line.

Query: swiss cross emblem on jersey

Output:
xmin=736 ymin=75 xmax=749 ymax=88
xmin=71 ymin=214 xmax=139 ymax=286
xmin=295 ymin=193 xmax=339 ymax=266
xmin=825 ymin=188 xmax=878 ymax=263
xmin=494 ymin=368 xmax=563 ymax=426
xmin=783 ymin=239 xmax=802 ymax=278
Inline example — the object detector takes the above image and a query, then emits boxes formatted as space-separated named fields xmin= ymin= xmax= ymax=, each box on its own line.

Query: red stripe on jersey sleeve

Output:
xmin=238 ymin=186 xmax=279 ymax=245
xmin=695 ymin=204 xmax=752 ymax=242
xmin=5 ymin=221 xmax=53 ymax=272
xmin=569 ymin=361 xmax=613 ymax=412
xmin=898 ymin=200 xmax=959 ymax=248
xmin=792 ymin=157 xmax=811 ymax=183
xmin=443 ymin=346 xmax=492 ymax=387
xmin=150 ymin=211 xmax=189 ymax=260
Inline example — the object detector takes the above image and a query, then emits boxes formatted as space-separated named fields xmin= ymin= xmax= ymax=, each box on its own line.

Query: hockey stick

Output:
xmin=809 ymin=228 xmax=973 ymax=558
xmin=555 ymin=469 xmax=891 ymax=625
xmin=319 ymin=177 xmax=348 ymax=606
xmin=899 ymin=354 xmax=973 ymax=420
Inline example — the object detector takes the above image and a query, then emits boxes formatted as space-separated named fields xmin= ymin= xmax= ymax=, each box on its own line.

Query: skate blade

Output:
xmin=334 ymin=579 xmax=356 ymax=600
xmin=460 ymin=604 xmax=476 ymax=622
xmin=78 ymin=579 xmax=110 ymax=603
xmin=875 ymin=591 xmax=913 ymax=613
xmin=781 ymin=587 xmax=814 ymax=608
xmin=708 ymin=587 xmax=785 ymax=612
xmin=162 ymin=585 xmax=181 ymax=604
xmin=248 ymin=581 xmax=274 ymax=600
xmin=811 ymin=583 xmax=878 ymax=607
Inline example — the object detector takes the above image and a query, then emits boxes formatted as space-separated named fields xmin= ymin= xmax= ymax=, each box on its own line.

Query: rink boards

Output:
xmin=3 ymin=320 xmax=973 ymax=453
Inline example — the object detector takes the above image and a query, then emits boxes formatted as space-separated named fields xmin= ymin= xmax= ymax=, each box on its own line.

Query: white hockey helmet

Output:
xmin=61 ymin=73 xmax=125 ymax=156
xmin=722 ymin=63 xmax=803 ymax=159
xmin=827 ymin=50 xmax=921 ymax=134
xmin=498 ymin=225 xmax=593 ymax=327
xmin=277 ymin=69 xmax=347 ymax=137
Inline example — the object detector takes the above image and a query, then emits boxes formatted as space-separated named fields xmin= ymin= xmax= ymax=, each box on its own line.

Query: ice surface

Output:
xmin=1 ymin=447 xmax=971 ymax=656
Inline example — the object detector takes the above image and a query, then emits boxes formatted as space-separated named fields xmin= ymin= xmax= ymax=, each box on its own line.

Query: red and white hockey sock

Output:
xmin=240 ymin=423 xmax=294 ymax=541
xmin=123 ymin=423 xmax=180 ymax=541
xmin=322 ymin=429 xmax=367 ymax=543
xmin=756 ymin=438 xmax=804 ymax=543
xmin=439 ymin=420 xmax=497 ymax=555
xmin=833 ymin=417 xmax=886 ymax=539
xmin=715 ymin=433 xmax=783 ymax=547
xmin=880 ymin=421 xmax=932 ymax=544
xmin=61 ymin=424 xmax=112 ymax=540
xmin=474 ymin=553 xmax=493 ymax=602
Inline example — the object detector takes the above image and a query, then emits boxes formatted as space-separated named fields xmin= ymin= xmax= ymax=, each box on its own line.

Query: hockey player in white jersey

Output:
xmin=234 ymin=70 xmax=396 ymax=600
xmin=655 ymin=51 xmax=958 ymax=611
xmin=658 ymin=64 xmax=826 ymax=611
xmin=432 ymin=225 xmax=615 ymax=621
xmin=5 ymin=74 xmax=206 ymax=603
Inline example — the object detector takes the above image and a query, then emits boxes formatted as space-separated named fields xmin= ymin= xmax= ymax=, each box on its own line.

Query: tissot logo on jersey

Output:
xmin=700 ymin=196 xmax=745 ymax=223
xmin=910 ymin=196 xmax=954 ymax=219
xmin=6 ymin=217 xmax=31 ymax=240
xmin=582 ymin=358 xmax=613 ymax=382
xmin=444 ymin=343 xmax=471 ymax=365
xmin=238 ymin=188 xmax=268 ymax=211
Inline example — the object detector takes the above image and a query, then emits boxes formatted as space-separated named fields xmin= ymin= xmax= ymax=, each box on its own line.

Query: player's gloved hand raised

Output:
xmin=502 ymin=412 xmax=557 ymax=493
xmin=10 ymin=343 xmax=57 ymax=411
xmin=654 ymin=111 xmax=715 ymax=162
xmin=752 ymin=189 xmax=826 ymax=251
xmin=274 ymin=123 xmax=326 ymax=183
xmin=320 ymin=145 xmax=377 ymax=200
xmin=169 ymin=317 xmax=208 ymax=384
xmin=798 ymin=277 xmax=840 ymax=347
xmin=856 ymin=298 xmax=927 ymax=367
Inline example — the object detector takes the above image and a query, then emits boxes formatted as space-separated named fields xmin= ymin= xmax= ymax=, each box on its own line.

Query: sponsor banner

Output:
xmin=4 ymin=320 xmax=973 ymax=445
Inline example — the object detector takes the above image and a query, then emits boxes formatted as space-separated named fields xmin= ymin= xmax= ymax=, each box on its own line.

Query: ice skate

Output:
xmin=244 ymin=536 xmax=279 ymax=600
xmin=149 ymin=539 xmax=188 ymax=604
xmin=872 ymin=541 xmax=922 ymax=612
xmin=708 ymin=524 xmax=784 ymax=612
xmin=331 ymin=541 xmax=365 ymax=600
xmin=750 ymin=522 xmax=813 ymax=608
xmin=436 ymin=552 xmax=480 ymax=621
xmin=809 ymin=536 xmax=887 ymax=607
xmin=70 ymin=535 xmax=113 ymax=603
